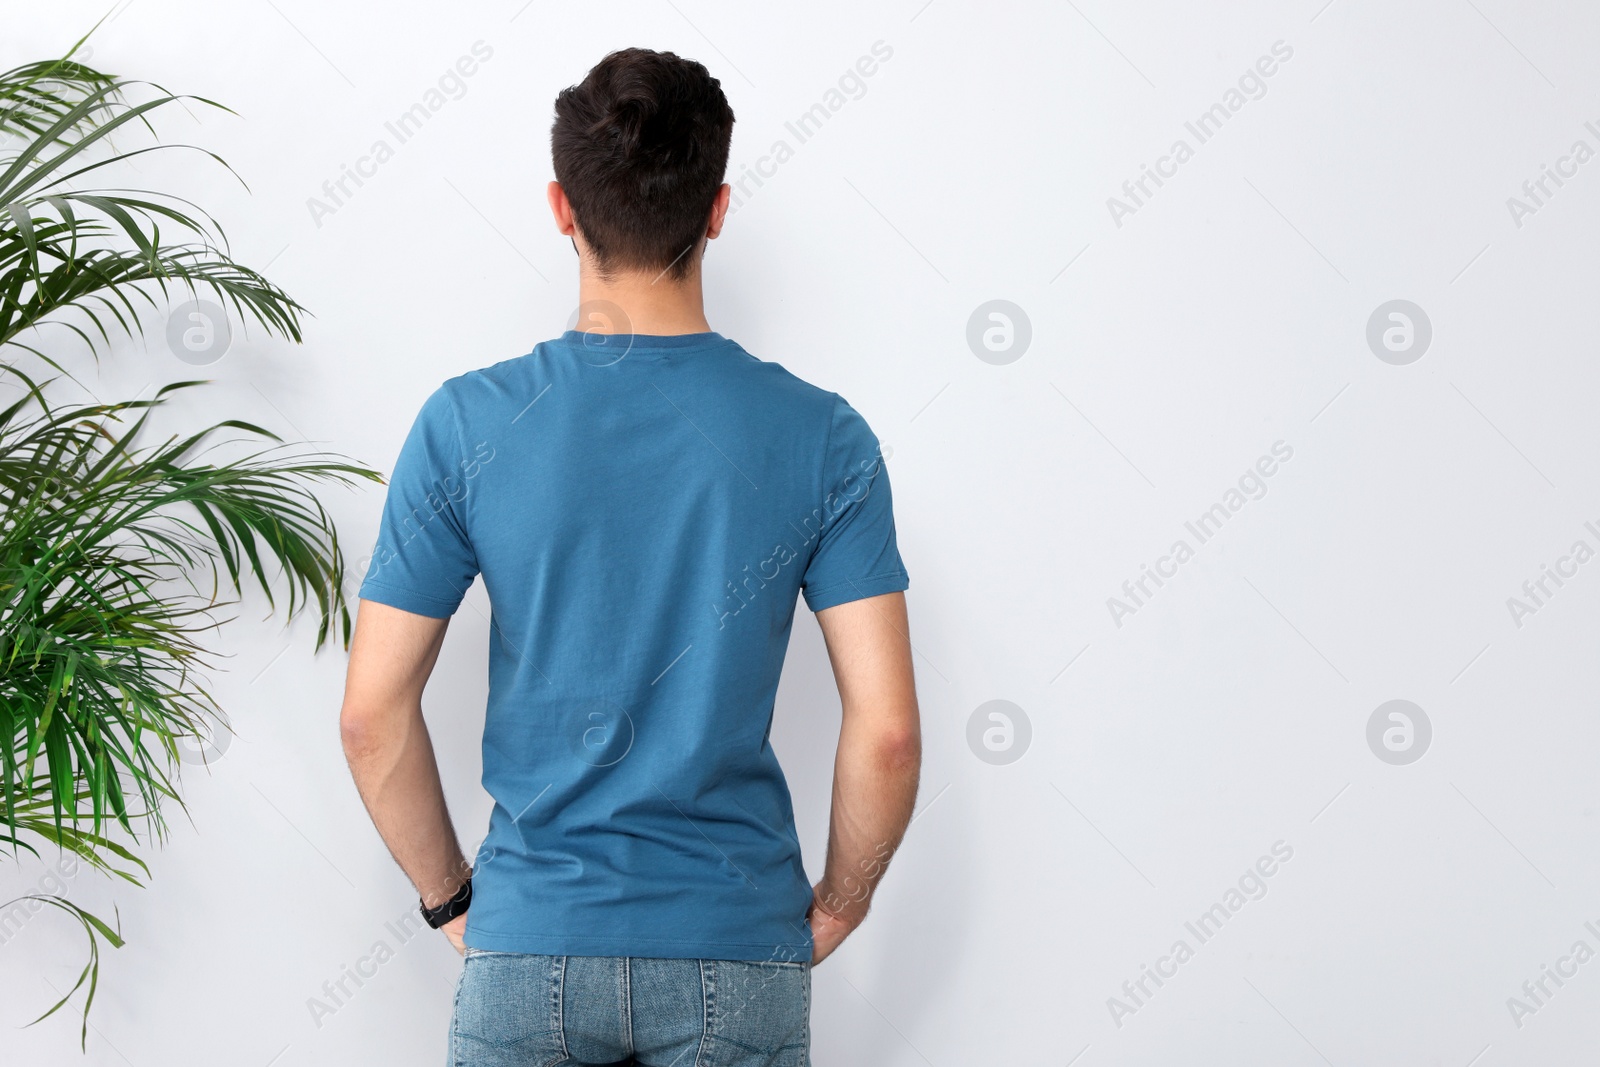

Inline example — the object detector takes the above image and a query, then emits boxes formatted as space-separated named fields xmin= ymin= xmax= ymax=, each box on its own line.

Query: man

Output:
xmin=340 ymin=48 xmax=920 ymax=1066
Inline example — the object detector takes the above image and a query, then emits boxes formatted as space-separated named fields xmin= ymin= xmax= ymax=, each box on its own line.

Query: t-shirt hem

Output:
xmin=357 ymin=580 xmax=462 ymax=619
xmin=803 ymin=570 xmax=910 ymax=613
xmin=462 ymin=927 xmax=811 ymax=960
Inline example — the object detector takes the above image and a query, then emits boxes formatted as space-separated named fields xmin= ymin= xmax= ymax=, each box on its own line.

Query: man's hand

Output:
xmin=441 ymin=912 xmax=468 ymax=956
xmin=807 ymin=884 xmax=858 ymax=965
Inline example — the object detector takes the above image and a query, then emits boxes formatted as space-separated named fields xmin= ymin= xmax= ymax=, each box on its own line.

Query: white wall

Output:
xmin=5 ymin=0 xmax=1600 ymax=1063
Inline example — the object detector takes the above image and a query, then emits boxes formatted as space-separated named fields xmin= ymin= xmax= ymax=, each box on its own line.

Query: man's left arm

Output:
xmin=340 ymin=598 xmax=472 ymax=953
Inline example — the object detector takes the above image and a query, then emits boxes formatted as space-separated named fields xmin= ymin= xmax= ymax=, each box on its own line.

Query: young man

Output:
xmin=340 ymin=48 xmax=920 ymax=1066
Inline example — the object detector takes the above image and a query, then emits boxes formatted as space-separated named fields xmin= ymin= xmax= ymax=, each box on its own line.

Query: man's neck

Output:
xmin=576 ymin=261 xmax=711 ymax=336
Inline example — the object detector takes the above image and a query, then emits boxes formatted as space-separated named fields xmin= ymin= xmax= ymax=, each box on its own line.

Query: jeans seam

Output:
xmin=555 ymin=955 xmax=569 ymax=1063
xmin=623 ymin=956 xmax=634 ymax=1055
xmin=448 ymin=960 xmax=468 ymax=1067
xmin=694 ymin=958 xmax=711 ymax=1067
xmin=803 ymin=964 xmax=812 ymax=1065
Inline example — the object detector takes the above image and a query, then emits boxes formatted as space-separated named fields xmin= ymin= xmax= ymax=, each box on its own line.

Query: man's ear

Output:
xmin=705 ymin=183 xmax=732 ymax=241
xmin=548 ymin=181 xmax=576 ymax=236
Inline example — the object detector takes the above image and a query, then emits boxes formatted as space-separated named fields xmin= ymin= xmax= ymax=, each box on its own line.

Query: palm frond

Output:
xmin=1 ymin=368 xmax=380 ymax=846
xmin=4 ymin=893 xmax=124 ymax=1051
xmin=0 ymin=34 xmax=382 ymax=1048
xmin=0 ymin=22 xmax=120 ymax=147
xmin=0 ymin=44 xmax=290 ymax=374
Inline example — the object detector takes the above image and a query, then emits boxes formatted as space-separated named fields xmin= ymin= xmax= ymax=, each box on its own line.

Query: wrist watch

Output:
xmin=420 ymin=877 xmax=472 ymax=929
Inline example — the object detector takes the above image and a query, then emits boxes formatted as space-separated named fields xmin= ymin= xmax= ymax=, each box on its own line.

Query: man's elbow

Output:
xmin=872 ymin=722 xmax=922 ymax=777
xmin=340 ymin=702 xmax=390 ymax=761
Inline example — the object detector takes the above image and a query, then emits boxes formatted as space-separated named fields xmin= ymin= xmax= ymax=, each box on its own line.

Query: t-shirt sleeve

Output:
xmin=357 ymin=385 xmax=481 ymax=618
xmin=800 ymin=395 xmax=910 ymax=613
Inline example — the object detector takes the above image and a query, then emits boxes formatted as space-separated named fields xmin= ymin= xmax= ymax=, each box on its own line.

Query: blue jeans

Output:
xmin=449 ymin=950 xmax=811 ymax=1066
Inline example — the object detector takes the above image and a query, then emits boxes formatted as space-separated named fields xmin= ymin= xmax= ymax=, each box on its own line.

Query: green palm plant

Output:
xmin=0 ymin=32 xmax=379 ymax=1047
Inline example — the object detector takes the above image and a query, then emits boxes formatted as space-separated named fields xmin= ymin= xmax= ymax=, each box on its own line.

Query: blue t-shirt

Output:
xmin=358 ymin=330 xmax=909 ymax=961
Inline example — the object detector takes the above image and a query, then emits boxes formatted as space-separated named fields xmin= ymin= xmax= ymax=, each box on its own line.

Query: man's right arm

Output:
xmin=809 ymin=590 xmax=922 ymax=965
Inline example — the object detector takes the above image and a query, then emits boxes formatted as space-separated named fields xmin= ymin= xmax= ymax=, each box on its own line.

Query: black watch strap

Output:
xmin=420 ymin=877 xmax=472 ymax=929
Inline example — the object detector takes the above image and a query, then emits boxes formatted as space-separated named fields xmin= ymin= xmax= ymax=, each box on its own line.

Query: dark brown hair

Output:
xmin=552 ymin=49 xmax=735 ymax=280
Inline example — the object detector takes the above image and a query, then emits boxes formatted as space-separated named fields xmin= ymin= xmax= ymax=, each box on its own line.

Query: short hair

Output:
xmin=552 ymin=49 xmax=735 ymax=280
